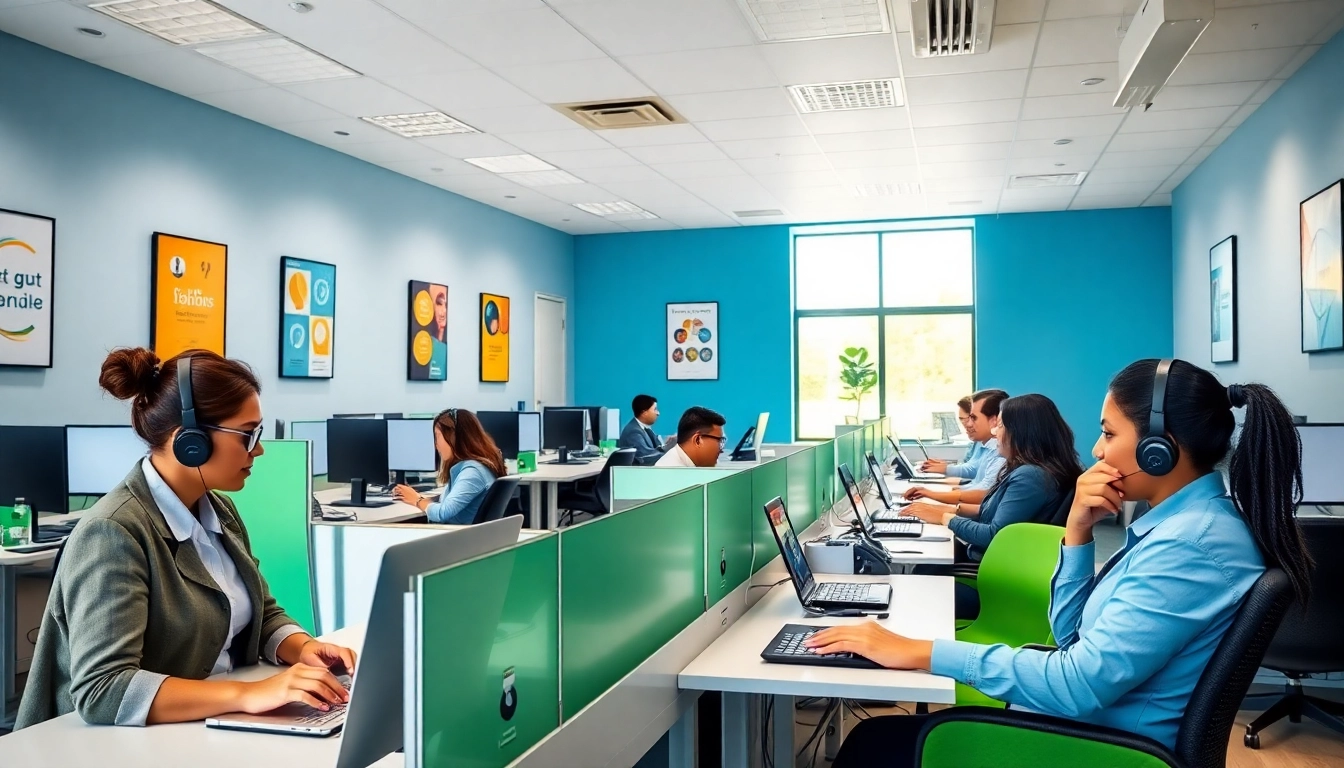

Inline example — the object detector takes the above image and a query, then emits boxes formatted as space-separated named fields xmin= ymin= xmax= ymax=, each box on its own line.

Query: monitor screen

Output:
xmin=386 ymin=418 xmax=436 ymax=472
xmin=763 ymin=497 xmax=814 ymax=600
xmin=755 ymin=412 xmax=769 ymax=446
xmin=327 ymin=418 xmax=389 ymax=485
xmin=542 ymin=409 xmax=586 ymax=451
xmin=519 ymin=412 xmax=541 ymax=453
xmin=476 ymin=411 xmax=521 ymax=460
xmin=66 ymin=426 xmax=148 ymax=496
xmin=1299 ymin=425 xmax=1344 ymax=504
xmin=837 ymin=464 xmax=871 ymax=529
xmin=0 ymin=426 xmax=67 ymax=514
xmin=604 ymin=408 xmax=621 ymax=442
xmin=290 ymin=420 xmax=328 ymax=475
xmin=865 ymin=452 xmax=895 ymax=509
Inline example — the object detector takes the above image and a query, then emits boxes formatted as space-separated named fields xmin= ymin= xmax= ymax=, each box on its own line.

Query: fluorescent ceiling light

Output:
xmin=1008 ymin=172 xmax=1087 ymax=189
xmin=463 ymin=155 xmax=556 ymax=174
xmin=504 ymin=170 xmax=585 ymax=187
xmin=851 ymin=183 xmax=921 ymax=196
xmin=196 ymin=37 xmax=358 ymax=84
xmin=735 ymin=0 xmax=890 ymax=42
xmin=573 ymin=201 xmax=651 ymax=217
xmin=362 ymin=112 xmax=480 ymax=138
xmin=789 ymin=79 xmax=903 ymax=113
xmin=89 ymin=0 xmax=266 ymax=46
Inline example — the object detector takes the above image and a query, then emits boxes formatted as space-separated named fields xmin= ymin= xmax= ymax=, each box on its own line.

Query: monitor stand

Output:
xmin=330 ymin=479 xmax=393 ymax=508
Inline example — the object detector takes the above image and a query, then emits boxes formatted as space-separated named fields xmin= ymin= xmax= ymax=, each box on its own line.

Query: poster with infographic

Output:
xmin=667 ymin=301 xmax=718 ymax=381
xmin=151 ymin=232 xmax=227 ymax=360
xmin=1301 ymin=180 xmax=1344 ymax=353
xmin=0 ymin=208 xmax=54 ymax=368
xmin=279 ymin=256 xmax=335 ymax=378
xmin=1209 ymin=236 xmax=1237 ymax=364
xmin=408 ymin=280 xmax=448 ymax=381
xmin=480 ymin=293 xmax=510 ymax=382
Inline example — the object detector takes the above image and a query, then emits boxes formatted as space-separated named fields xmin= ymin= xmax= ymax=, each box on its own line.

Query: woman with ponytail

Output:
xmin=800 ymin=358 xmax=1313 ymax=766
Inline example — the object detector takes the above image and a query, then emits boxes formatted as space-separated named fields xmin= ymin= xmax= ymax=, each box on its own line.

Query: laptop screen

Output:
xmin=837 ymin=464 xmax=872 ymax=532
xmin=887 ymin=436 xmax=920 ymax=477
xmin=763 ymin=496 xmax=815 ymax=602
xmin=864 ymin=452 xmax=895 ymax=509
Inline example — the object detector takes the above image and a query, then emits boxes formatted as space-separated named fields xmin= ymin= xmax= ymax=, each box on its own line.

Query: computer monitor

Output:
xmin=65 ymin=426 xmax=148 ymax=496
xmin=290 ymin=420 xmax=328 ymax=476
xmin=731 ymin=412 xmax=770 ymax=461
xmin=542 ymin=408 xmax=586 ymax=452
xmin=604 ymin=408 xmax=621 ymax=442
xmin=519 ymin=412 xmax=541 ymax=453
xmin=274 ymin=419 xmax=286 ymax=440
xmin=386 ymin=418 xmax=437 ymax=483
xmin=326 ymin=418 xmax=392 ymax=508
xmin=477 ymin=411 xmax=521 ymax=460
xmin=1298 ymin=424 xmax=1344 ymax=505
xmin=381 ymin=413 xmax=404 ymax=420
xmin=333 ymin=413 xmax=377 ymax=419
xmin=333 ymin=516 xmax=523 ymax=768
xmin=0 ymin=426 xmax=67 ymax=516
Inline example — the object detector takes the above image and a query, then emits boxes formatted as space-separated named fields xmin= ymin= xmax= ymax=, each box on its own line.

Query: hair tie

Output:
xmin=1227 ymin=384 xmax=1247 ymax=409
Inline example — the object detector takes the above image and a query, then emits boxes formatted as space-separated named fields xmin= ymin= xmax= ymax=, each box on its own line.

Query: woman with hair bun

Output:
xmin=16 ymin=347 xmax=355 ymax=729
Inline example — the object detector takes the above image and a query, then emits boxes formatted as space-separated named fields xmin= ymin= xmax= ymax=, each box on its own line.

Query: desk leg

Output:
xmin=1 ymin=565 xmax=17 ymax=728
xmin=545 ymin=481 xmax=559 ymax=529
xmin=526 ymin=485 xmax=542 ymax=530
xmin=722 ymin=692 xmax=749 ymax=768
xmin=772 ymin=694 xmax=795 ymax=768
xmin=668 ymin=698 xmax=697 ymax=768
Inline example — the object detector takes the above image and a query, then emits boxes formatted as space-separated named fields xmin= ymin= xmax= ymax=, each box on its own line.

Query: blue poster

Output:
xmin=280 ymin=256 xmax=335 ymax=378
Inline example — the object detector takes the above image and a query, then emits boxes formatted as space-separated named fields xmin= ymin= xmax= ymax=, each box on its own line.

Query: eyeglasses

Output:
xmin=205 ymin=423 xmax=264 ymax=452
xmin=695 ymin=432 xmax=728 ymax=445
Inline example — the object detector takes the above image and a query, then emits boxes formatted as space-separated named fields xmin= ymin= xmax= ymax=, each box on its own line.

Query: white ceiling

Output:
xmin=3 ymin=0 xmax=1341 ymax=235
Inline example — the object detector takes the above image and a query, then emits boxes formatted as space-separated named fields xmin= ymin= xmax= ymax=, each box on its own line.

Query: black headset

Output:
xmin=1135 ymin=358 xmax=1179 ymax=476
xmin=173 ymin=357 xmax=213 ymax=468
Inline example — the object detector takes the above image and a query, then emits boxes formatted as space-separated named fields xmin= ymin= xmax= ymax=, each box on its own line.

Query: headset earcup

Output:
xmin=174 ymin=428 xmax=212 ymax=468
xmin=1136 ymin=436 xmax=1178 ymax=477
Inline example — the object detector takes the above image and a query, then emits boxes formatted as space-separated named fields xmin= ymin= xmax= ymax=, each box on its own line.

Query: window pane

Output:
xmin=795 ymin=234 xmax=879 ymax=310
xmin=797 ymin=316 xmax=881 ymax=440
xmin=881 ymin=229 xmax=973 ymax=307
xmin=883 ymin=314 xmax=973 ymax=441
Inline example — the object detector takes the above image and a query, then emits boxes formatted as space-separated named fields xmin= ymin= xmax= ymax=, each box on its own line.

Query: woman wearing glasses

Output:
xmin=392 ymin=408 xmax=506 ymax=524
xmin=17 ymin=348 xmax=354 ymax=729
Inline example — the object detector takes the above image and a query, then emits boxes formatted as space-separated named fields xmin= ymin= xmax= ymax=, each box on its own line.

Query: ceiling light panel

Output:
xmin=790 ymin=80 xmax=903 ymax=113
xmin=464 ymin=155 xmax=557 ymax=174
xmin=735 ymin=0 xmax=891 ymax=42
xmin=362 ymin=112 xmax=480 ymax=138
xmin=195 ymin=37 xmax=358 ymax=84
xmin=1008 ymin=172 xmax=1088 ymax=188
xmin=573 ymin=201 xmax=650 ymax=216
xmin=89 ymin=0 xmax=266 ymax=46
xmin=503 ymin=170 xmax=585 ymax=187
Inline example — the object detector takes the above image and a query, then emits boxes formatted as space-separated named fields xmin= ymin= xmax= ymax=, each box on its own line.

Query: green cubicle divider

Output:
xmin=611 ymin=466 xmax=740 ymax=501
xmin=749 ymin=457 xmax=788 ymax=573
xmin=415 ymin=534 xmax=560 ymax=768
xmin=814 ymin=438 xmax=836 ymax=514
xmin=560 ymin=488 xmax=705 ymax=720
xmin=706 ymin=470 xmax=754 ymax=607
xmin=785 ymin=446 xmax=818 ymax=530
xmin=222 ymin=439 xmax=316 ymax=634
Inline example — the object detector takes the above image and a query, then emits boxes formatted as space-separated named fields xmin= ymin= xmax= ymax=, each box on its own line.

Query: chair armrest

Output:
xmin=947 ymin=565 xmax=980 ymax=579
xmin=914 ymin=706 xmax=1181 ymax=768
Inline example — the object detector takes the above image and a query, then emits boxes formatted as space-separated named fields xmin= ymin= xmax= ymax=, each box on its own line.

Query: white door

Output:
xmin=534 ymin=294 xmax=567 ymax=410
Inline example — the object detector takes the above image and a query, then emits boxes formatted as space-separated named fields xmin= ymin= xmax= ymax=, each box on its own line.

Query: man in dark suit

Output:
xmin=619 ymin=394 xmax=674 ymax=464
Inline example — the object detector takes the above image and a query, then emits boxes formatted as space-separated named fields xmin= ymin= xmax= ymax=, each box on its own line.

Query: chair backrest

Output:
xmin=595 ymin=449 xmax=637 ymax=514
xmin=1261 ymin=517 xmax=1344 ymax=673
xmin=970 ymin=523 xmax=1065 ymax=648
xmin=473 ymin=476 xmax=521 ymax=524
xmin=1048 ymin=489 xmax=1075 ymax=526
xmin=1174 ymin=568 xmax=1293 ymax=768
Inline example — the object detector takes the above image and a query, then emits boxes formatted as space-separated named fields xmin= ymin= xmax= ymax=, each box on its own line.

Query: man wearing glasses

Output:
xmin=906 ymin=390 xmax=1009 ymax=507
xmin=655 ymin=406 xmax=727 ymax=468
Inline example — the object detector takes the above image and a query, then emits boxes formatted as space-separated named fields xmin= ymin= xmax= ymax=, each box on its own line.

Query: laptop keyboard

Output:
xmin=812 ymin=582 xmax=886 ymax=604
xmin=292 ymin=675 xmax=351 ymax=725
xmin=873 ymin=521 xmax=923 ymax=536
xmin=871 ymin=511 xmax=919 ymax=523
xmin=761 ymin=625 xmax=882 ymax=669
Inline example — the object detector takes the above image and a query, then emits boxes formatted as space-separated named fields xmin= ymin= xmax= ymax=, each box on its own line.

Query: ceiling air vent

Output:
xmin=557 ymin=98 xmax=685 ymax=131
xmin=734 ymin=209 xmax=785 ymax=218
xmin=1008 ymin=172 xmax=1088 ymax=189
xmin=910 ymin=0 xmax=997 ymax=58
xmin=790 ymin=79 xmax=903 ymax=113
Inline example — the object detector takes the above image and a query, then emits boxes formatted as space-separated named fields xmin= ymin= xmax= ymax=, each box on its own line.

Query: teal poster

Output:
xmin=408 ymin=280 xmax=448 ymax=381
xmin=280 ymin=256 xmax=335 ymax=378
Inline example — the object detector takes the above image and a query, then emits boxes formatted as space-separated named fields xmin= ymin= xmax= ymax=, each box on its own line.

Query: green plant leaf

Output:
xmin=843 ymin=346 xmax=860 ymax=358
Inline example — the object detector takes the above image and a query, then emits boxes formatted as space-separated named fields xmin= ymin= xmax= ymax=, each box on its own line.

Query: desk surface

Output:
xmin=515 ymin=455 xmax=607 ymax=482
xmin=0 ymin=512 xmax=84 ymax=567
xmin=679 ymin=574 xmax=956 ymax=703
xmin=819 ymin=478 xmax=957 ymax=566
xmin=0 ymin=626 xmax=404 ymax=768
xmin=313 ymin=487 xmax=426 ymax=525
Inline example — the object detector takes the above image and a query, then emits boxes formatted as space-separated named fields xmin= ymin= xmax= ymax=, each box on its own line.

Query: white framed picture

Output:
xmin=667 ymin=301 xmax=718 ymax=381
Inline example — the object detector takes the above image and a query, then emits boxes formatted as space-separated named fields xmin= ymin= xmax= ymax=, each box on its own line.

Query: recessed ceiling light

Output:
xmin=1009 ymin=172 xmax=1088 ymax=189
xmin=463 ymin=155 xmax=556 ymax=174
xmin=503 ymin=170 xmax=585 ymax=187
xmin=1081 ymin=78 xmax=1106 ymax=86
xmin=289 ymin=2 xmax=314 ymax=12
xmin=1053 ymin=138 xmax=1073 ymax=145
xmin=77 ymin=27 xmax=105 ymax=38
xmin=573 ymin=201 xmax=652 ymax=217
xmin=89 ymin=0 xmax=266 ymax=46
xmin=1054 ymin=162 xmax=1066 ymax=167
xmin=735 ymin=0 xmax=891 ymax=42
xmin=504 ymin=195 xmax=517 ymax=199
xmin=734 ymin=209 xmax=785 ymax=218
xmin=790 ymin=79 xmax=903 ymax=113
xmin=196 ymin=37 xmax=358 ymax=84
xmin=362 ymin=111 xmax=479 ymax=138
xmin=333 ymin=130 xmax=349 ymax=136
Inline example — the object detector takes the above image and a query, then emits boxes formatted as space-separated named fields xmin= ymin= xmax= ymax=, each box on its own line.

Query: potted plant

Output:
xmin=838 ymin=347 xmax=877 ymax=425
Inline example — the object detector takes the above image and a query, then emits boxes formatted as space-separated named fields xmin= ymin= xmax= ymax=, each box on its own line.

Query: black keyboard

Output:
xmin=871 ymin=521 xmax=923 ymax=537
xmin=36 ymin=522 xmax=76 ymax=543
xmin=761 ymin=624 xmax=882 ymax=669
xmin=811 ymin=582 xmax=889 ymax=606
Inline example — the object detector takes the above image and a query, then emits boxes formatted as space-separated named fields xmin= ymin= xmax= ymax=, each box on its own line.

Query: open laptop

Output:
xmin=887 ymin=436 xmax=942 ymax=481
xmin=839 ymin=464 xmax=921 ymax=538
xmin=863 ymin=452 xmax=921 ymax=523
xmin=763 ymin=496 xmax=891 ymax=611
xmin=206 ymin=516 xmax=524 ymax=757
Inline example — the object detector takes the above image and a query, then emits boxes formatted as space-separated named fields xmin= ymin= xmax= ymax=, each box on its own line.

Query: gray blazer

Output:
xmin=15 ymin=463 xmax=298 ymax=728
xmin=618 ymin=418 xmax=666 ymax=464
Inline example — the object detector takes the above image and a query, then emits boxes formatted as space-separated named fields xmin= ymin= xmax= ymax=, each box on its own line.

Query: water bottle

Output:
xmin=4 ymin=497 xmax=32 ymax=548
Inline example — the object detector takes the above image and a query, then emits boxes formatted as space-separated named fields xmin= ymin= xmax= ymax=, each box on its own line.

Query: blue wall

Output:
xmin=0 ymin=32 xmax=574 ymax=425
xmin=1172 ymin=30 xmax=1344 ymax=420
xmin=575 ymin=208 xmax=1173 ymax=459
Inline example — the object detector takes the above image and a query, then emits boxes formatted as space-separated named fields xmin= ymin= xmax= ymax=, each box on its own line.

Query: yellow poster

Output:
xmin=151 ymin=233 xmax=227 ymax=359
xmin=480 ymin=293 xmax=510 ymax=382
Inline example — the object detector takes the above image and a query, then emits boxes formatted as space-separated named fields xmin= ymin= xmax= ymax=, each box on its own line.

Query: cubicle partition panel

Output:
xmin=785 ymin=446 xmax=818 ymax=530
xmin=610 ymin=466 xmax=741 ymax=503
xmin=815 ymin=438 xmax=836 ymax=514
xmin=409 ymin=534 xmax=560 ymax=768
xmin=559 ymin=488 xmax=705 ymax=720
xmin=749 ymin=458 xmax=789 ymax=574
xmin=311 ymin=524 xmax=448 ymax=635
xmin=706 ymin=470 xmax=754 ymax=608
xmin=222 ymin=439 xmax=316 ymax=634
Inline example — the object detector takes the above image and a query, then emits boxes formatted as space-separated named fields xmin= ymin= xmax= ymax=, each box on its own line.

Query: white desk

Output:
xmin=514 ymin=455 xmax=607 ymax=529
xmin=0 ymin=625 xmax=403 ymax=768
xmin=313 ymin=487 xmax=425 ymax=525
xmin=818 ymin=478 xmax=957 ymax=568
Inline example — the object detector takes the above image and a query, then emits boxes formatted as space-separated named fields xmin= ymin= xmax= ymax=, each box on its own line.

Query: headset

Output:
xmin=1135 ymin=358 xmax=1179 ymax=477
xmin=173 ymin=357 xmax=213 ymax=468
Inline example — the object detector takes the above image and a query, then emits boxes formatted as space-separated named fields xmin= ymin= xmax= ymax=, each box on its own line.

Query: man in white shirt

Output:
xmin=655 ymin=406 xmax=727 ymax=468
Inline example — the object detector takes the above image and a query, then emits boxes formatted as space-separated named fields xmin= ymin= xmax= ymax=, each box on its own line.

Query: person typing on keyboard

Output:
xmin=392 ymin=408 xmax=506 ymax=525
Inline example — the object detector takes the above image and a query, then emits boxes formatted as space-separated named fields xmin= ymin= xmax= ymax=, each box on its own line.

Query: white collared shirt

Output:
xmin=654 ymin=443 xmax=698 ymax=468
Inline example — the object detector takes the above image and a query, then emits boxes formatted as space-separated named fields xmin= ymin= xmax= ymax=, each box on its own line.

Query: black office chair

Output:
xmin=557 ymin=449 xmax=636 ymax=524
xmin=1047 ymin=489 xmax=1076 ymax=526
xmin=1242 ymin=517 xmax=1344 ymax=748
xmin=472 ymin=476 xmax=521 ymax=524
xmin=910 ymin=568 xmax=1295 ymax=768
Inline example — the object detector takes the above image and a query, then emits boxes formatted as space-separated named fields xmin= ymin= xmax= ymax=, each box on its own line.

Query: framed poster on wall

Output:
xmin=408 ymin=280 xmax=448 ymax=381
xmin=1209 ymin=235 xmax=1237 ymax=364
xmin=1301 ymin=180 xmax=1344 ymax=353
xmin=279 ymin=256 xmax=336 ymax=378
xmin=0 ymin=208 xmax=55 ymax=368
xmin=150 ymin=232 xmax=227 ymax=360
xmin=667 ymin=301 xmax=718 ymax=381
xmin=480 ymin=293 xmax=510 ymax=382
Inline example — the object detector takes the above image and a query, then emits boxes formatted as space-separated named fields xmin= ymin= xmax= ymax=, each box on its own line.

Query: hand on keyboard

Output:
xmin=239 ymin=664 xmax=350 ymax=714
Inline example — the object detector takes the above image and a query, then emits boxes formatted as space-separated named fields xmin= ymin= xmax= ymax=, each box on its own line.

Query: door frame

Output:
xmin=534 ymin=293 xmax=567 ymax=412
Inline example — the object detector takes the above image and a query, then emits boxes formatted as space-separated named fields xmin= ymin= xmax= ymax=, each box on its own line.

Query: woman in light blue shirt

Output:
xmin=808 ymin=359 xmax=1313 ymax=765
xmin=393 ymin=409 xmax=505 ymax=524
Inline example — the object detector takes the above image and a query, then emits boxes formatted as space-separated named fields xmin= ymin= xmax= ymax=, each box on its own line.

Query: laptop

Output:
xmin=839 ymin=464 xmax=922 ymax=539
xmin=863 ymin=452 xmax=921 ymax=523
xmin=763 ymin=496 xmax=891 ymax=611
xmin=887 ymin=436 xmax=942 ymax=481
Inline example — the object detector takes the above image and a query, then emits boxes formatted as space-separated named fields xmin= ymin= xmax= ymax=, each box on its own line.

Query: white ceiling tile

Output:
xmin=1167 ymin=47 xmax=1301 ymax=85
xmin=649 ymin=159 xmax=747 ymax=179
xmin=904 ymin=70 xmax=1030 ymax=105
xmin=769 ymin=186 xmax=851 ymax=205
xmin=417 ymin=133 xmax=525 ymax=159
xmin=826 ymin=149 xmax=920 ymax=169
xmin=531 ymin=147 xmax=643 ymax=169
xmin=753 ymin=171 xmax=844 ymax=191
xmin=1247 ymin=79 xmax=1286 ymax=105
xmin=380 ymin=69 xmax=536 ymax=112
xmin=736 ymin=154 xmax=834 ymax=174
xmin=1187 ymin=146 xmax=1216 ymax=165
xmin=1045 ymin=0 xmax=1138 ymax=20
xmin=597 ymin=179 xmax=707 ymax=209
xmin=624 ymin=142 xmax=728 ymax=163
xmin=378 ymin=158 xmax=479 ymax=177
xmin=925 ymin=194 xmax=1001 ymax=215
xmin=536 ymin=183 xmax=621 ymax=204
xmin=898 ymin=22 xmax=1040 ymax=76
xmin=921 ymin=161 xmax=1008 ymax=179
xmin=1086 ymin=165 xmax=1180 ymax=184
xmin=340 ymin=139 xmax=449 ymax=164
xmin=416 ymin=7 xmax=606 ymax=68
xmin=1149 ymin=81 xmax=1263 ymax=111
xmin=497 ymin=129 xmax=614 ymax=154
xmin=1070 ymin=195 xmax=1147 ymax=209
xmin=759 ymin=33 xmax=902 ymax=83
xmin=1119 ymin=105 xmax=1238 ymax=133
xmin=1206 ymin=126 xmax=1236 ymax=145
xmin=1144 ymin=193 xmax=1173 ymax=207
xmin=495 ymin=58 xmax=651 ymax=104
xmin=715 ymin=136 xmax=824 ymax=159
xmin=1156 ymin=163 xmax=1200 ymax=193
xmin=674 ymin=175 xmax=781 ymax=210
xmin=1034 ymin=16 xmax=1126 ymax=66
xmin=600 ymin=124 xmax=709 ymax=147
xmin=553 ymin=0 xmax=757 ymax=56
xmin=0 ymin=1 xmax=170 ymax=61
xmin=1011 ymin=135 xmax=1112 ymax=156
xmin=556 ymin=218 xmax=627 ymax=234
xmin=1273 ymin=44 xmax=1322 ymax=79
xmin=1021 ymin=93 xmax=1129 ymax=120
xmin=620 ymin=218 xmax=679 ymax=231
xmin=617 ymin=46 xmax=779 ymax=95
xmin=278 ymin=116 xmax=405 ymax=145
xmin=1007 ymin=155 xmax=1099 ymax=174
xmin=923 ymin=176 xmax=1008 ymax=193
xmin=999 ymin=188 xmax=1080 ymax=211
xmin=1075 ymin=180 xmax=1161 ymax=198
xmin=1196 ymin=1 xmax=1342 ymax=52
xmin=1223 ymin=103 xmax=1262 ymax=127
xmin=1093 ymin=148 xmax=1198 ymax=168
xmin=1106 ymin=128 xmax=1215 ymax=151
xmin=1015 ymin=114 xmax=1126 ymax=139
xmin=999 ymin=197 xmax=1073 ymax=213
xmin=282 ymin=78 xmax=430 ymax=117
xmin=914 ymin=122 xmax=1019 ymax=146
xmin=801 ymin=108 xmax=911 ymax=135
xmin=918 ymin=142 xmax=1013 ymax=164
xmin=95 ymin=50 xmax=264 ymax=96
xmin=697 ymin=116 xmax=809 ymax=141
xmin=196 ymin=87 xmax=345 ymax=125
xmin=834 ymin=166 xmax=924 ymax=184
xmin=813 ymin=130 xmax=913 ymax=152
xmin=1025 ymin=64 xmax=1118 ymax=97
xmin=656 ymin=207 xmax=739 ymax=228
xmin=574 ymin=165 xmax=666 ymax=184
xmin=998 ymin=0 xmax=1049 ymax=24
xmin=666 ymin=88 xmax=797 ymax=122
xmin=446 ymin=104 xmax=579 ymax=134
xmin=908 ymin=99 xmax=1023 ymax=128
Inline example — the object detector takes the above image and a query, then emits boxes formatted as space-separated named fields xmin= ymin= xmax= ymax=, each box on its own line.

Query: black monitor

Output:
xmin=334 ymin=413 xmax=377 ymax=419
xmin=327 ymin=418 xmax=392 ymax=508
xmin=729 ymin=426 xmax=757 ymax=461
xmin=571 ymin=406 xmax=605 ymax=445
xmin=0 ymin=426 xmax=68 ymax=517
xmin=477 ymin=411 xmax=521 ymax=460
xmin=274 ymin=418 xmax=286 ymax=439
xmin=542 ymin=409 xmax=586 ymax=455
xmin=381 ymin=413 xmax=404 ymax=420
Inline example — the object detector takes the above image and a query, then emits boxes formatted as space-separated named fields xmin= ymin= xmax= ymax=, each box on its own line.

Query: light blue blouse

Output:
xmin=425 ymin=460 xmax=497 ymax=525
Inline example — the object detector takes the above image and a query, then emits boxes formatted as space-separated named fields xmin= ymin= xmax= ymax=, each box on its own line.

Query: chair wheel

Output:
xmin=1244 ymin=731 xmax=1261 ymax=749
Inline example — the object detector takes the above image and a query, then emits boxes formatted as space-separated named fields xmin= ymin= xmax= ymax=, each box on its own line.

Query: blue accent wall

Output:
xmin=575 ymin=208 xmax=1173 ymax=459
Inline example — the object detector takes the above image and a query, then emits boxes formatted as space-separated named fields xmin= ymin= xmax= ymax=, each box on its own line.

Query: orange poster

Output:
xmin=480 ymin=293 xmax=510 ymax=382
xmin=151 ymin=232 xmax=227 ymax=359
